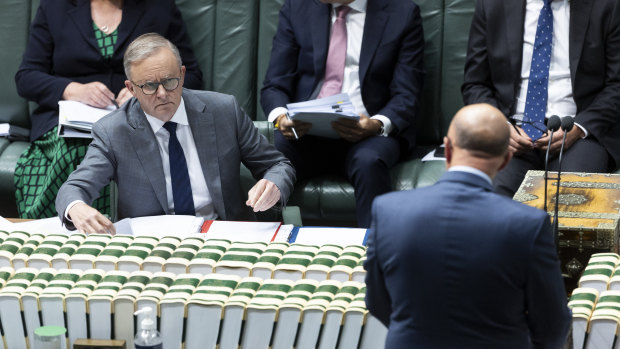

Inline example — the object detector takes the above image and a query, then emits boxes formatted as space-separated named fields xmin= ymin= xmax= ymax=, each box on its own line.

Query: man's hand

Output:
xmin=246 ymin=179 xmax=281 ymax=212
xmin=62 ymin=82 xmax=115 ymax=108
xmin=535 ymin=126 xmax=584 ymax=154
xmin=508 ymin=124 xmax=534 ymax=155
xmin=115 ymin=87 xmax=133 ymax=107
xmin=68 ymin=202 xmax=116 ymax=235
xmin=275 ymin=114 xmax=312 ymax=139
xmin=332 ymin=114 xmax=381 ymax=143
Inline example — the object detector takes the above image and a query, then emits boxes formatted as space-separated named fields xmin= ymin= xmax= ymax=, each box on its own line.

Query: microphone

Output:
xmin=552 ymin=116 xmax=574 ymax=247
xmin=543 ymin=115 xmax=561 ymax=213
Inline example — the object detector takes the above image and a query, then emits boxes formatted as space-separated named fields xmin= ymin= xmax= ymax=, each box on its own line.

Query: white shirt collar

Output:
xmin=144 ymin=97 xmax=189 ymax=134
xmin=449 ymin=166 xmax=493 ymax=185
xmin=334 ymin=0 xmax=366 ymax=13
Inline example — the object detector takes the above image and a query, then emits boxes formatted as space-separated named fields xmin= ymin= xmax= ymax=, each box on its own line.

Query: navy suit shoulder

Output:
xmin=365 ymin=171 xmax=570 ymax=348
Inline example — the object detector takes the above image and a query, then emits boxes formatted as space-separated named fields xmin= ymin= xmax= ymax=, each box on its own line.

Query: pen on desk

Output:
xmin=285 ymin=112 xmax=299 ymax=140
xmin=111 ymin=98 xmax=120 ymax=109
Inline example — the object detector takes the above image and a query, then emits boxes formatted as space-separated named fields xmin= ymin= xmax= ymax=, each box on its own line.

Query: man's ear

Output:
xmin=443 ymin=136 xmax=452 ymax=168
xmin=497 ymin=151 xmax=512 ymax=172
xmin=125 ymin=80 xmax=136 ymax=96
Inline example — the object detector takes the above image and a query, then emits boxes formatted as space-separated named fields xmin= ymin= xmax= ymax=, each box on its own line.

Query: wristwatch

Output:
xmin=376 ymin=120 xmax=385 ymax=136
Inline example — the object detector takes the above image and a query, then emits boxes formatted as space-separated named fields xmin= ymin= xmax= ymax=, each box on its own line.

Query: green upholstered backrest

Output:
xmin=175 ymin=0 xmax=216 ymax=92
xmin=440 ymin=0 xmax=475 ymax=137
xmin=0 ymin=0 xmax=32 ymax=129
xmin=177 ymin=0 xmax=260 ymax=119
xmin=415 ymin=0 xmax=444 ymax=145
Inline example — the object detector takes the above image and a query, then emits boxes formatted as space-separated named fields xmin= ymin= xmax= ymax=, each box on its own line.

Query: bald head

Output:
xmin=448 ymin=104 xmax=510 ymax=158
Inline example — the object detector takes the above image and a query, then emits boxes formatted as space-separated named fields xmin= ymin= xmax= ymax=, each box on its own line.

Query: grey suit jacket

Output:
xmin=56 ymin=89 xmax=295 ymax=228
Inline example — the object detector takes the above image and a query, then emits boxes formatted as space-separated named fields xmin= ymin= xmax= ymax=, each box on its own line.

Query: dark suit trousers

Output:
xmin=275 ymin=131 xmax=400 ymax=227
xmin=494 ymin=138 xmax=610 ymax=197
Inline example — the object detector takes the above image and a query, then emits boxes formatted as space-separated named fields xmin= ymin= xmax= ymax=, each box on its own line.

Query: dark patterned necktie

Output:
xmin=163 ymin=122 xmax=195 ymax=215
xmin=523 ymin=0 xmax=553 ymax=140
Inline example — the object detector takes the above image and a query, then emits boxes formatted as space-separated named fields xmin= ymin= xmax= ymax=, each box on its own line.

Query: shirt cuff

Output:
xmin=268 ymin=107 xmax=289 ymax=123
xmin=574 ymin=122 xmax=588 ymax=138
xmin=64 ymin=200 xmax=85 ymax=222
xmin=370 ymin=115 xmax=393 ymax=137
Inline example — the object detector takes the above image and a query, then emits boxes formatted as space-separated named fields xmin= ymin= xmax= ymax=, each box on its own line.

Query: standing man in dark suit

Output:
xmin=462 ymin=0 xmax=620 ymax=197
xmin=261 ymin=0 xmax=424 ymax=227
xmin=365 ymin=104 xmax=570 ymax=348
xmin=56 ymin=34 xmax=295 ymax=234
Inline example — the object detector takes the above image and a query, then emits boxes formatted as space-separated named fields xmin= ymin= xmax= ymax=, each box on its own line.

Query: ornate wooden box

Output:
xmin=513 ymin=171 xmax=620 ymax=291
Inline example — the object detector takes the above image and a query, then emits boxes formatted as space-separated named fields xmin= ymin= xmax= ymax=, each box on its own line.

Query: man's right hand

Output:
xmin=275 ymin=113 xmax=312 ymax=139
xmin=62 ymin=81 xmax=115 ymax=108
xmin=508 ymin=124 xmax=534 ymax=155
xmin=68 ymin=202 xmax=116 ymax=235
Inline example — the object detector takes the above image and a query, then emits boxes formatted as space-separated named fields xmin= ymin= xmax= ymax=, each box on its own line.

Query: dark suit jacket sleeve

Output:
xmin=573 ymin=0 xmax=620 ymax=142
xmin=260 ymin=0 xmax=299 ymax=115
xmin=232 ymin=96 xmax=295 ymax=204
xmin=461 ymin=0 xmax=502 ymax=109
xmin=364 ymin=200 xmax=392 ymax=327
xmin=15 ymin=3 xmax=74 ymax=110
xmin=374 ymin=4 xmax=425 ymax=136
xmin=55 ymin=120 xmax=117 ymax=230
xmin=525 ymin=216 xmax=571 ymax=348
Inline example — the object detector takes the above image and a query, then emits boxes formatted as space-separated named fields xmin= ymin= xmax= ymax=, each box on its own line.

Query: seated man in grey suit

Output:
xmin=365 ymin=104 xmax=570 ymax=348
xmin=56 ymin=33 xmax=295 ymax=235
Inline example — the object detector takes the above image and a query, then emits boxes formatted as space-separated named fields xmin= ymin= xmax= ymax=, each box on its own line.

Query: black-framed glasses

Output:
xmin=521 ymin=117 xmax=548 ymax=137
xmin=131 ymin=77 xmax=181 ymax=95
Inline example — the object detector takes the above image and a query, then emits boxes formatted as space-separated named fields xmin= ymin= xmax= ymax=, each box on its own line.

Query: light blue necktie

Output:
xmin=523 ymin=0 xmax=553 ymax=140
xmin=163 ymin=122 xmax=195 ymax=216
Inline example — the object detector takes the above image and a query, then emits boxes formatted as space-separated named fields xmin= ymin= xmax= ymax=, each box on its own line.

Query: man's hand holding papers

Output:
xmin=282 ymin=93 xmax=361 ymax=139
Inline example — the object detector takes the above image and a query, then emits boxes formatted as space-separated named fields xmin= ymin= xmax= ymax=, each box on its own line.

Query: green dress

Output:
xmin=14 ymin=24 xmax=119 ymax=219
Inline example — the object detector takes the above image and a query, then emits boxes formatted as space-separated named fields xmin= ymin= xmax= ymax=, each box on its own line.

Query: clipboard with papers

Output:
xmin=286 ymin=93 xmax=359 ymax=139
xmin=57 ymin=100 xmax=117 ymax=138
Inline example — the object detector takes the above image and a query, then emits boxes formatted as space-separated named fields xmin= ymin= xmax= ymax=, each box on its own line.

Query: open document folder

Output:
xmin=286 ymin=93 xmax=359 ymax=139
xmin=58 ymin=100 xmax=116 ymax=138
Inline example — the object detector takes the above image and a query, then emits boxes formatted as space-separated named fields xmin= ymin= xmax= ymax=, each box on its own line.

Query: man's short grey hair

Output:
xmin=123 ymin=33 xmax=182 ymax=79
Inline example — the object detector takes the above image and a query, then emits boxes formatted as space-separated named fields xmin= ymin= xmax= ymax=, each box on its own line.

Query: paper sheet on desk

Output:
xmin=201 ymin=220 xmax=287 ymax=242
xmin=290 ymin=227 xmax=368 ymax=246
xmin=114 ymin=215 xmax=204 ymax=237
xmin=0 ymin=216 xmax=72 ymax=235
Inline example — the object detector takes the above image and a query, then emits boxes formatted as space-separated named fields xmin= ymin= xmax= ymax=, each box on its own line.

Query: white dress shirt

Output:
xmin=144 ymin=97 xmax=217 ymax=218
xmin=514 ymin=0 xmax=587 ymax=135
xmin=268 ymin=0 xmax=392 ymax=136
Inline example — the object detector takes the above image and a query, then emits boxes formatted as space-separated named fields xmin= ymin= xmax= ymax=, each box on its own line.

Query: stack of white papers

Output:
xmin=287 ymin=93 xmax=359 ymax=138
xmin=58 ymin=101 xmax=116 ymax=138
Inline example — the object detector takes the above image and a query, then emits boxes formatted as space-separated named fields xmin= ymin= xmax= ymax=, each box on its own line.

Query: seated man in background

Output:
xmin=261 ymin=0 xmax=424 ymax=227
xmin=462 ymin=0 xmax=620 ymax=197
xmin=365 ymin=104 xmax=570 ymax=348
xmin=56 ymin=33 xmax=295 ymax=235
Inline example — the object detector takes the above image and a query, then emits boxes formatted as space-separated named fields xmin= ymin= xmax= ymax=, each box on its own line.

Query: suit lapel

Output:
xmin=184 ymin=92 xmax=227 ymax=219
xmin=503 ymin=0 xmax=526 ymax=97
xmin=127 ymin=101 xmax=170 ymax=214
xmin=115 ymin=0 xmax=146 ymax=52
xmin=311 ymin=0 xmax=332 ymax=88
xmin=67 ymin=0 xmax=99 ymax=53
xmin=569 ymin=0 xmax=593 ymax=83
xmin=359 ymin=0 xmax=389 ymax=86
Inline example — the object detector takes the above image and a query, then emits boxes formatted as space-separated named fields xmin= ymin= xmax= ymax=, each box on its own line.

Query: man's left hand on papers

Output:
xmin=332 ymin=114 xmax=382 ymax=142
xmin=246 ymin=179 xmax=281 ymax=212
xmin=68 ymin=202 xmax=116 ymax=235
